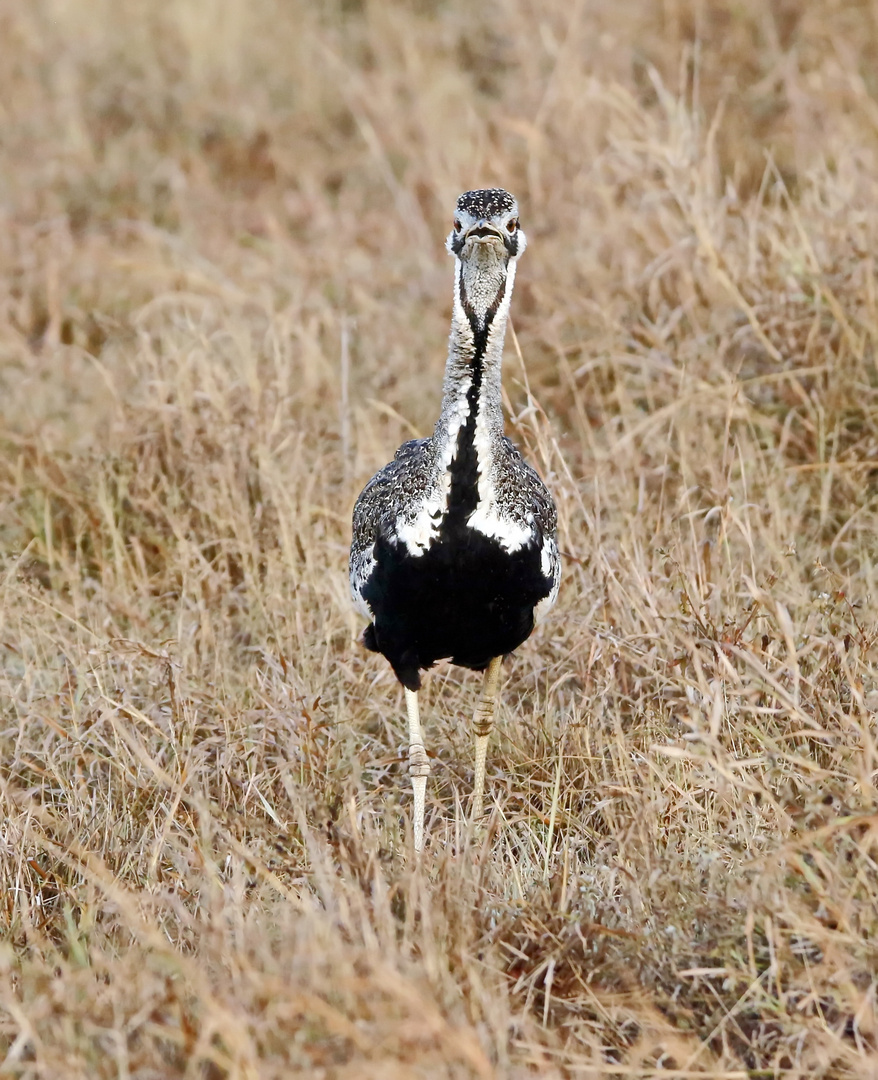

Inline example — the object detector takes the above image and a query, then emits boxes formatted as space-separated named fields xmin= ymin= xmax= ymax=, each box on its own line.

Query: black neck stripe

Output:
xmin=458 ymin=270 xmax=506 ymax=363
xmin=445 ymin=270 xmax=507 ymax=522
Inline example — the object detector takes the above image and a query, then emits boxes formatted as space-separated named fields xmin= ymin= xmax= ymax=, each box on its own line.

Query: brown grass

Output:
xmin=3 ymin=0 xmax=878 ymax=1075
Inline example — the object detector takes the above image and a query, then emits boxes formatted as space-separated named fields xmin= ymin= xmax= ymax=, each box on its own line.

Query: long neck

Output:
xmin=430 ymin=253 xmax=516 ymax=510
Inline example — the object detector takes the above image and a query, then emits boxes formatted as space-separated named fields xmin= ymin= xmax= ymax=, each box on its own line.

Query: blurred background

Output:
xmin=4 ymin=0 xmax=878 ymax=442
xmin=4 ymin=2 xmax=878 ymax=1076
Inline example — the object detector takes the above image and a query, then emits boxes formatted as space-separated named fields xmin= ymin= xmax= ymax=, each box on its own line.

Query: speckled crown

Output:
xmin=456 ymin=188 xmax=516 ymax=218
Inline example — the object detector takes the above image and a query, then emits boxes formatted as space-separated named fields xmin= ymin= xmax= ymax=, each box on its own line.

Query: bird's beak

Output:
xmin=464 ymin=218 xmax=505 ymax=243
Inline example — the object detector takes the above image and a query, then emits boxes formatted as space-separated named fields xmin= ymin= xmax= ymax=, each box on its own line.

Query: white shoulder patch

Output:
xmin=394 ymin=492 xmax=444 ymax=556
xmin=466 ymin=502 xmax=531 ymax=551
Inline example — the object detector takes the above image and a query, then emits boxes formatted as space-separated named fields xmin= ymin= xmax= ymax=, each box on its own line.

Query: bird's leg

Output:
xmin=405 ymin=688 xmax=430 ymax=853
xmin=471 ymin=656 xmax=503 ymax=821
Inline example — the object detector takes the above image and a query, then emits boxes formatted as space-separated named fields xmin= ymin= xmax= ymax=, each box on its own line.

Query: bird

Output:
xmin=349 ymin=188 xmax=560 ymax=853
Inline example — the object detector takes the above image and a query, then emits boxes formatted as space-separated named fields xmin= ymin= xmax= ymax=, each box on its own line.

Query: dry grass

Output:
xmin=3 ymin=0 xmax=878 ymax=1075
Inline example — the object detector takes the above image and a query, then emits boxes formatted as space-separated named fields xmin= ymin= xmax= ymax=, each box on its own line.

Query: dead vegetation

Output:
xmin=3 ymin=0 xmax=878 ymax=1075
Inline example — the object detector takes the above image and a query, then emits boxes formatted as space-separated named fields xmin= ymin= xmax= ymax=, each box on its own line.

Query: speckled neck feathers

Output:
xmin=429 ymin=250 xmax=514 ymax=494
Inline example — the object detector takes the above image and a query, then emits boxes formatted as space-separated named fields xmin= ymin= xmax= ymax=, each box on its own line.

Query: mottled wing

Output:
xmin=349 ymin=438 xmax=431 ymax=619
xmin=500 ymin=436 xmax=560 ymax=621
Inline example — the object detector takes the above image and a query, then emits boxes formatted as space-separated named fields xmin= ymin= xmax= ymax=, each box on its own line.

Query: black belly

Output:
xmin=361 ymin=527 xmax=551 ymax=691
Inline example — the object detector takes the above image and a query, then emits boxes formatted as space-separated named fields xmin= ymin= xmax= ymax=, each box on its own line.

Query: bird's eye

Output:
xmin=453 ymin=218 xmax=462 ymax=231
xmin=506 ymin=218 xmax=518 ymax=233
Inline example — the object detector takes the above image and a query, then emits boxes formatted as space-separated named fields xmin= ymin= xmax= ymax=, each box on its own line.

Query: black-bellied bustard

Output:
xmin=350 ymin=188 xmax=560 ymax=852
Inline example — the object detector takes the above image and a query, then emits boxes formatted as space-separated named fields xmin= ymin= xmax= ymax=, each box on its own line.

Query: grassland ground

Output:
xmin=3 ymin=1 xmax=878 ymax=1076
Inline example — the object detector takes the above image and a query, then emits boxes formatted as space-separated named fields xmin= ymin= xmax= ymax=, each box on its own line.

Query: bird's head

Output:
xmin=446 ymin=188 xmax=526 ymax=265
